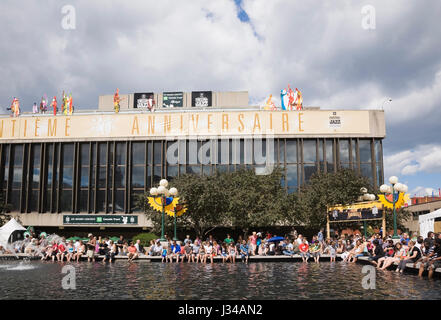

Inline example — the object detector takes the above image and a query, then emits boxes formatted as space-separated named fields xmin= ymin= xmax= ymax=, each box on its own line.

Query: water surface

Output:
xmin=0 ymin=260 xmax=440 ymax=300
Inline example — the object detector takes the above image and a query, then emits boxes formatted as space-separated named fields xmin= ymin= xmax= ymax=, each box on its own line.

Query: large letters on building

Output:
xmin=0 ymin=110 xmax=372 ymax=141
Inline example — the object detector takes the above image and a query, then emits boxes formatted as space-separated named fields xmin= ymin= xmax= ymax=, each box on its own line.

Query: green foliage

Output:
xmin=0 ymin=192 xmax=11 ymax=226
xmin=296 ymin=168 xmax=371 ymax=229
xmin=137 ymin=167 xmax=300 ymax=237
xmin=131 ymin=232 xmax=159 ymax=246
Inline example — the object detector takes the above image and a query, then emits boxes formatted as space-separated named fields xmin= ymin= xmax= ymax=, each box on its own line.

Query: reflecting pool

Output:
xmin=1 ymin=260 xmax=440 ymax=300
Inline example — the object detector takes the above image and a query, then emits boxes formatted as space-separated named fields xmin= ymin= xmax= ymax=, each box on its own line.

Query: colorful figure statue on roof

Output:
xmin=51 ymin=96 xmax=57 ymax=115
xmin=264 ymin=94 xmax=277 ymax=110
xmin=114 ymin=88 xmax=121 ymax=113
xmin=287 ymin=85 xmax=296 ymax=110
xmin=40 ymin=95 xmax=48 ymax=114
xmin=10 ymin=97 xmax=20 ymax=117
xmin=68 ymin=94 xmax=73 ymax=115
xmin=295 ymin=88 xmax=303 ymax=110
xmin=280 ymin=89 xmax=288 ymax=110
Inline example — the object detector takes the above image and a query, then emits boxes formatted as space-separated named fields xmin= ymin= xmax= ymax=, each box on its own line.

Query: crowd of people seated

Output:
xmin=3 ymin=229 xmax=441 ymax=278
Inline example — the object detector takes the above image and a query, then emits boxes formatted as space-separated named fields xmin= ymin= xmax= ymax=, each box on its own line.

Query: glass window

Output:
xmin=114 ymin=190 xmax=124 ymax=212
xmin=12 ymin=167 xmax=22 ymax=188
xmin=359 ymin=140 xmax=371 ymax=163
xmin=99 ymin=143 xmax=107 ymax=165
xmin=167 ymin=166 xmax=178 ymax=180
xmin=376 ymin=165 xmax=383 ymax=187
xmin=375 ymin=140 xmax=382 ymax=162
xmin=12 ymin=144 xmax=23 ymax=166
xmin=325 ymin=139 xmax=334 ymax=164
xmin=131 ymin=190 xmax=144 ymax=212
xmin=339 ymin=140 xmax=350 ymax=163
xmin=202 ymin=165 xmax=212 ymax=176
xmin=79 ymin=190 xmax=88 ymax=212
xmin=32 ymin=144 xmax=41 ymax=166
xmin=116 ymin=142 xmax=126 ymax=165
xmin=80 ymin=143 xmax=90 ymax=166
xmin=153 ymin=166 xmax=162 ymax=184
xmin=29 ymin=190 xmax=39 ymax=212
xmin=319 ymin=140 xmax=324 ymax=162
xmin=96 ymin=190 xmax=105 ymax=212
xmin=114 ymin=166 xmax=126 ymax=188
xmin=215 ymin=165 xmax=228 ymax=173
xmin=62 ymin=167 xmax=73 ymax=188
xmin=98 ymin=167 xmax=106 ymax=188
xmin=302 ymin=140 xmax=316 ymax=163
xmin=32 ymin=168 xmax=40 ymax=188
xmin=153 ymin=141 xmax=162 ymax=164
xmin=304 ymin=164 xmax=318 ymax=182
xmin=286 ymin=165 xmax=297 ymax=188
xmin=63 ymin=144 xmax=74 ymax=166
xmin=80 ymin=167 xmax=89 ymax=188
xmin=187 ymin=166 xmax=201 ymax=175
xmin=286 ymin=140 xmax=297 ymax=163
xmin=361 ymin=163 xmax=373 ymax=181
xmin=351 ymin=139 xmax=357 ymax=163
xmin=132 ymin=142 xmax=145 ymax=165
xmin=132 ymin=167 xmax=145 ymax=188
xmin=60 ymin=190 xmax=72 ymax=211
xmin=2 ymin=145 xmax=9 ymax=166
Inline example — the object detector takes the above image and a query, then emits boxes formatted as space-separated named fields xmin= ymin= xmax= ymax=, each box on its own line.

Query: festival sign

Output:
xmin=328 ymin=201 xmax=384 ymax=222
xmin=63 ymin=215 xmax=138 ymax=225
xmin=0 ymin=110 xmax=377 ymax=142
xmin=162 ymin=92 xmax=183 ymax=108
xmin=191 ymin=91 xmax=212 ymax=107
xmin=134 ymin=92 xmax=155 ymax=109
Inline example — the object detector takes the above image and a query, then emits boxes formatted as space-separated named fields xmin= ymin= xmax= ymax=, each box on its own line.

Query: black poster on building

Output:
xmin=163 ymin=92 xmax=183 ymax=107
xmin=191 ymin=91 xmax=212 ymax=107
xmin=328 ymin=201 xmax=383 ymax=222
xmin=134 ymin=92 xmax=155 ymax=109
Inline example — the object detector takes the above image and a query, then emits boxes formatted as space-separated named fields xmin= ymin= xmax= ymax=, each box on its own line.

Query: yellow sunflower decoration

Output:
xmin=147 ymin=196 xmax=180 ymax=213
xmin=166 ymin=204 xmax=188 ymax=217
xmin=378 ymin=193 xmax=410 ymax=210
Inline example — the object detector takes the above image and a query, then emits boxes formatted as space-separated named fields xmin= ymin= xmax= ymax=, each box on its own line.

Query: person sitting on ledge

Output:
xmin=396 ymin=240 xmax=421 ymax=273
xmin=282 ymin=239 xmax=294 ymax=256
xmin=227 ymin=242 xmax=236 ymax=263
xmin=240 ymin=240 xmax=250 ymax=264
xmin=65 ymin=241 xmax=75 ymax=262
xmin=299 ymin=239 xmax=310 ymax=263
xmin=368 ymin=239 xmax=384 ymax=266
xmin=310 ymin=240 xmax=321 ymax=264
xmin=418 ymin=238 xmax=441 ymax=279
xmin=170 ymin=240 xmax=181 ymax=263
xmin=74 ymin=241 xmax=86 ymax=262
xmin=127 ymin=242 xmax=139 ymax=262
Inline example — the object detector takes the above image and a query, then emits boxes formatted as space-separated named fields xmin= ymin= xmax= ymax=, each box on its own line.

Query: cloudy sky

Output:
xmin=1 ymin=0 xmax=440 ymax=196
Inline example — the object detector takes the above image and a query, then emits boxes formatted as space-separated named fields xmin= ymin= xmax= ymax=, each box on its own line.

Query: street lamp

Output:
xmin=150 ymin=179 xmax=179 ymax=242
xmin=380 ymin=176 xmax=408 ymax=239
xmin=359 ymin=188 xmax=376 ymax=237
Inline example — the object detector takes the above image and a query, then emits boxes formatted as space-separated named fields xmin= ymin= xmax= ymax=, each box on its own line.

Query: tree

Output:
xmin=225 ymin=167 xmax=296 ymax=237
xmin=0 ymin=192 xmax=11 ymax=226
xmin=295 ymin=169 xmax=371 ymax=229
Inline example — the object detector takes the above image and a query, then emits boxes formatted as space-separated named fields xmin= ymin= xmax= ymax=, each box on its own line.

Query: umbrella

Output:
xmin=110 ymin=237 xmax=119 ymax=242
xmin=267 ymin=236 xmax=285 ymax=243
xmin=66 ymin=236 xmax=81 ymax=241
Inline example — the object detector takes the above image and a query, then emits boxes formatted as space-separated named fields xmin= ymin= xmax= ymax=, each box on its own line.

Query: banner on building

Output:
xmin=327 ymin=201 xmax=383 ymax=222
xmin=63 ymin=215 xmax=138 ymax=225
xmin=191 ymin=91 xmax=212 ymax=107
xmin=134 ymin=92 xmax=155 ymax=109
xmin=163 ymin=92 xmax=183 ymax=108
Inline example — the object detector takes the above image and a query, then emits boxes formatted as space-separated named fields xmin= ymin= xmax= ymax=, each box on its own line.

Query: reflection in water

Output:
xmin=0 ymin=261 xmax=440 ymax=300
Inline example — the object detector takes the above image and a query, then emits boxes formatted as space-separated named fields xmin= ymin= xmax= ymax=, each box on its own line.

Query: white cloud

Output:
xmin=384 ymin=144 xmax=441 ymax=177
